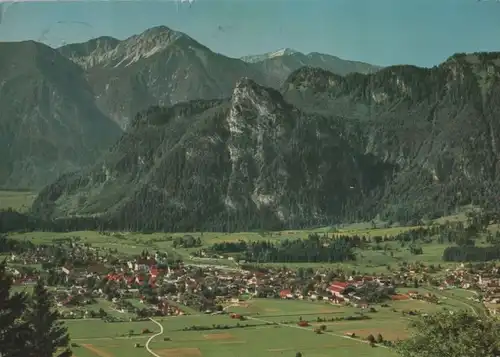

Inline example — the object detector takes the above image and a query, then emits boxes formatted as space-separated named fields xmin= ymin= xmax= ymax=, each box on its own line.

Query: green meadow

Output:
xmin=65 ymin=295 xmax=477 ymax=357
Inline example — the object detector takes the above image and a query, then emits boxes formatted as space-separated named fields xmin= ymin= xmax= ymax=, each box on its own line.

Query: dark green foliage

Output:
xmin=442 ymin=246 xmax=500 ymax=262
xmin=0 ymin=260 xmax=31 ymax=357
xmin=396 ymin=310 xmax=500 ymax=357
xmin=376 ymin=333 xmax=383 ymax=343
xmin=355 ymin=282 xmax=395 ymax=303
xmin=24 ymin=279 xmax=71 ymax=357
xmin=208 ymin=233 xmax=356 ymax=263
xmin=283 ymin=52 xmax=500 ymax=224
xmin=173 ymin=235 xmax=202 ymax=248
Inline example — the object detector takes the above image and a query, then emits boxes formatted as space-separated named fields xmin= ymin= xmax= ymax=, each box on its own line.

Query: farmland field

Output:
xmin=0 ymin=190 xmax=37 ymax=212
xmin=6 ymin=220 xmax=457 ymax=273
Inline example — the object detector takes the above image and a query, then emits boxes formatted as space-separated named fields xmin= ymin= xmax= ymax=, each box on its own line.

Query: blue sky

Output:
xmin=0 ymin=0 xmax=499 ymax=67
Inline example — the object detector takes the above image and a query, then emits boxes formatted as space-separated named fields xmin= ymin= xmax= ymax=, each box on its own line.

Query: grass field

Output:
xmin=6 ymin=227 xmax=456 ymax=273
xmin=0 ymin=190 xmax=37 ymax=212
xmin=64 ymin=294 xmax=478 ymax=357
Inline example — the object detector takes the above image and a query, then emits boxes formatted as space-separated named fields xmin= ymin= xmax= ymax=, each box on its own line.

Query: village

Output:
xmin=4 ymin=236 xmax=500 ymax=320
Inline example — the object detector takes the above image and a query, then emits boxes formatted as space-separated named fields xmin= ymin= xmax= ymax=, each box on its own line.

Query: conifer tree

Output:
xmin=24 ymin=278 xmax=71 ymax=357
xmin=0 ymin=260 xmax=30 ymax=357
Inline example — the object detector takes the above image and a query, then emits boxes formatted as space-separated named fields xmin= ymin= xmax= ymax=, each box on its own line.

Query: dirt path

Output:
xmin=145 ymin=318 xmax=164 ymax=357
xmin=81 ymin=344 xmax=113 ymax=357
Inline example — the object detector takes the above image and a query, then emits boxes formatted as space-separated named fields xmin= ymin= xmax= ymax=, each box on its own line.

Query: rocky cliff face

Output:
xmin=32 ymin=78 xmax=394 ymax=231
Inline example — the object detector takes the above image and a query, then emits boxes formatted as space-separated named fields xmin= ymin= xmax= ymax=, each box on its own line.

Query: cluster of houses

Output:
xmin=6 ymin=240 xmax=500 ymax=317
xmin=279 ymin=276 xmax=389 ymax=307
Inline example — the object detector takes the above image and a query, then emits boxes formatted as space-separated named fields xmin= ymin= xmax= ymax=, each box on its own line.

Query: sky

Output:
xmin=0 ymin=0 xmax=500 ymax=67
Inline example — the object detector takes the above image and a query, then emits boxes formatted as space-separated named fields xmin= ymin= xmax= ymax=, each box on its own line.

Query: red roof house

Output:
xmin=329 ymin=282 xmax=350 ymax=294
xmin=280 ymin=289 xmax=292 ymax=299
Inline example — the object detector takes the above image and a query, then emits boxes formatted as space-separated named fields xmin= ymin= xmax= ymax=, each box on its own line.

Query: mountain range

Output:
xmin=3 ymin=25 xmax=500 ymax=232
xmin=241 ymin=47 xmax=381 ymax=85
xmin=31 ymin=51 xmax=500 ymax=231
xmin=0 ymin=26 xmax=380 ymax=189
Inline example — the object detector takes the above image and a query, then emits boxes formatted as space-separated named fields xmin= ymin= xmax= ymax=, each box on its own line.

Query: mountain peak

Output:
xmin=138 ymin=25 xmax=178 ymax=39
xmin=240 ymin=48 xmax=301 ymax=63
xmin=131 ymin=25 xmax=184 ymax=46
xmin=231 ymin=77 xmax=290 ymax=121
xmin=269 ymin=48 xmax=300 ymax=58
xmin=234 ymin=77 xmax=259 ymax=89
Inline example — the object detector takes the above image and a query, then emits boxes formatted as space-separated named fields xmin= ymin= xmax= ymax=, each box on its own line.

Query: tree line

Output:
xmin=442 ymin=246 xmax=500 ymax=262
xmin=0 ymin=261 xmax=71 ymax=357
xmin=208 ymin=233 xmax=357 ymax=263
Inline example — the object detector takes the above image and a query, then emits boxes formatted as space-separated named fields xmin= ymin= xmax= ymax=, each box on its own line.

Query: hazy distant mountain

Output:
xmin=241 ymin=48 xmax=301 ymax=63
xmin=242 ymin=48 xmax=381 ymax=85
xmin=33 ymin=52 xmax=500 ymax=230
xmin=0 ymin=41 xmax=121 ymax=189
xmin=58 ymin=28 xmax=380 ymax=129
xmin=58 ymin=26 xmax=268 ymax=130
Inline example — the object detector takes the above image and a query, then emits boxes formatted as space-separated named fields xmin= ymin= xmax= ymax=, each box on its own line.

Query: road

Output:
xmin=245 ymin=315 xmax=390 ymax=350
xmin=145 ymin=318 xmax=164 ymax=357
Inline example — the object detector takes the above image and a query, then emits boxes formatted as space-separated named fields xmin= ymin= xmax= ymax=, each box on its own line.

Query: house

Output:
xmin=150 ymin=266 xmax=159 ymax=278
xmin=279 ymin=289 xmax=293 ymax=299
xmin=329 ymin=281 xmax=350 ymax=296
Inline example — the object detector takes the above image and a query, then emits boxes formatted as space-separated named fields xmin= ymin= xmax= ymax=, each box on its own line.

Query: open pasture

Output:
xmin=0 ymin=190 xmax=37 ymax=212
xmin=226 ymin=298 xmax=353 ymax=317
xmin=64 ymin=301 xmax=399 ymax=357
xmin=6 ymin=230 xmax=456 ymax=274
xmin=148 ymin=313 xmax=397 ymax=357
xmin=64 ymin=295 xmax=475 ymax=357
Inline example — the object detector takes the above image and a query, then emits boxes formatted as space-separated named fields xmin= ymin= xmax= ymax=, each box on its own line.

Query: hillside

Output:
xmin=282 ymin=52 xmax=500 ymax=221
xmin=0 ymin=41 xmax=121 ymax=189
xmin=31 ymin=78 xmax=394 ymax=231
